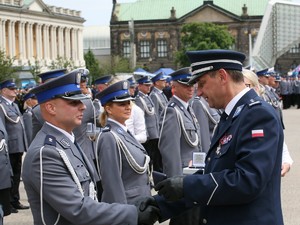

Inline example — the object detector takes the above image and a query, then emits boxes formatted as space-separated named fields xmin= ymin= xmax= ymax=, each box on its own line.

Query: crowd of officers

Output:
xmin=0 ymin=55 xmax=294 ymax=225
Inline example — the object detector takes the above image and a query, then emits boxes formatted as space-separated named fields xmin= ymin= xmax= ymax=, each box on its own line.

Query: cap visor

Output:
xmin=187 ymin=73 xmax=202 ymax=85
xmin=61 ymin=93 xmax=90 ymax=101
xmin=112 ymin=96 xmax=134 ymax=103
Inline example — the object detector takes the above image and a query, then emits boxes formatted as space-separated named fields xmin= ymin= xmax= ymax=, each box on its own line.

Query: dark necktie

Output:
xmin=127 ymin=130 xmax=135 ymax=139
xmin=215 ymin=112 xmax=227 ymax=136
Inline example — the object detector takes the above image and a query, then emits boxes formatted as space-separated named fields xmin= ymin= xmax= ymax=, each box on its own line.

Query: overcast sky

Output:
xmin=43 ymin=0 xmax=300 ymax=27
xmin=43 ymin=0 xmax=135 ymax=26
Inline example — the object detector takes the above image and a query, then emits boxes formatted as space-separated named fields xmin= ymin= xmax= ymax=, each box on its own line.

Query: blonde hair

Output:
xmin=242 ymin=69 xmax=264 ymax=96
xmin=99 ymin=102 xmax=113 ymax=127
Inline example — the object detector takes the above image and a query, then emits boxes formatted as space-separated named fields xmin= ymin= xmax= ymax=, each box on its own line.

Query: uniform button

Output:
xmin=207 ymin=157 xmax=211 ymax=162
xmin=202 ymin=218 xmax=207 ymax=224
xmin=193 ymin=202 xmax=197 ymax=205
xmin=86 ymin=171 xmax=89 ymax=177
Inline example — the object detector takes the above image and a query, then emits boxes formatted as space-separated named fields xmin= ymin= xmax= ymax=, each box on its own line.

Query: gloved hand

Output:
xmin=155 ymin=176 xmax=184 ymax=201
xmin=135 ymin=196 xmax=160 ymax=225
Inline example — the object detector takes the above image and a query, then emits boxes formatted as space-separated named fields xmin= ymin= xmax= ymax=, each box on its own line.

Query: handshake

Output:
xmin=135 ymin=175 xmax=184 ymax=225
xmin=135 ymin=196 xmax=160 ymax=225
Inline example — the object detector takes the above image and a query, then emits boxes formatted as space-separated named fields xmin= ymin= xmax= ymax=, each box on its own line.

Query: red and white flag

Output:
xmin=252 ymin=129 xmax=264 ymax=138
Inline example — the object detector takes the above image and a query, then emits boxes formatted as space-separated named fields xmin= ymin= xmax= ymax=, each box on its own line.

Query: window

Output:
xmin=289 ymin=44 xmax=300 ymax=54
xmin=157 ymin=40 xmax=167 ymax=57
xmin=123 ymin=41 xmax=130 ymax=58
xmin=140 ymin=41 xmax=150 ymax=58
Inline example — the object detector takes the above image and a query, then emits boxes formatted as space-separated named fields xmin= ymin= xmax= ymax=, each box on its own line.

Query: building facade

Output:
xmin=0 ymin=0 xmax=85 ymax=70
xmin=110 ymin=0 xmax=297 ymax=74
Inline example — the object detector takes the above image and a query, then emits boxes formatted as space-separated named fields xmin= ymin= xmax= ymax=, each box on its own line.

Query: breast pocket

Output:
xmin=184 ymin=122 xmax=198 ymax=140
xmin=74 ymin=164 xmax=91 ymax=183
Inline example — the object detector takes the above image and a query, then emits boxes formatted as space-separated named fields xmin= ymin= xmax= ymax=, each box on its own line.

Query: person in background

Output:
xmin=93 ymin=75 xmax=113 ymax=115
xmin=135 ymin=75 xmax=160 ymax=173
xmin=149 ymin=72 xmax=168 ymax=172
xmin=22 ymin=70 xmax=153 ymax=225
xmin=125 ymin=76 xmax=147 ymax=144
xmin=95 ymin=80 xmax=152 ymax=205
xmin=22 ymin=92 xmax=38 ymax=145
xmin=243 ymin=68 xmax=293 ymax=176
xmin=0 ymin=79 xmax=29 ymax=213
xmin=158 ymin=67 xmax=203 ymax=225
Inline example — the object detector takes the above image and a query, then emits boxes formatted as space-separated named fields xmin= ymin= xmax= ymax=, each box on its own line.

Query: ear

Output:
xmin=218 ymin=69 xmax=228 ymax=83
xmin=105 ymin=105 xmax=112 ymax=115
xmin=44 ymin=101 xmax=56 ymax=116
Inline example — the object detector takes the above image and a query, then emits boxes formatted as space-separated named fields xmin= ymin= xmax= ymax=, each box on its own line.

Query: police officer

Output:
xmin=141 ymin=50 xmax=284 ymax=225
xmin=257 ymin=68 xmax=285 ymax=128
xmin=93 ymin=75 xmax=113 ymax=115
xmin=22 ymin=70 xmax=154 ymax=225
xmin=32 ymin=68 xmax=67 ymax=138
xmin=95 ymin=80 xmax=151 ymax=205
xmin=0 ymin=79 xmax=29 ymax=213
xmin=149 ymin=72 xmax=168 ymax=172
xmin=134 ymin=75 xmax=160 ymax=172
xmin=0 ymin=119 xmax=12 ymax=224
xmin=22 ymin=92 xmax=38 ymax=145
xmin=158 ymin=67 xmax=203 ymax=225
xmin=125 ymin=76 xmax=147 ymax=143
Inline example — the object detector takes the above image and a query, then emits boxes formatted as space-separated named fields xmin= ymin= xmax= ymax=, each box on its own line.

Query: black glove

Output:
xmin=155 ymin=176 xmax=184 ymax=201
xmin=135 ymin=196 xmax=160 ymax=225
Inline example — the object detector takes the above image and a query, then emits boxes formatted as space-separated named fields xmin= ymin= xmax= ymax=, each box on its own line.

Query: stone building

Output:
xmin=110 ymin=0 xmax=297 ymax=73
xmin=0 ymin=0 xmax=85 ymax=70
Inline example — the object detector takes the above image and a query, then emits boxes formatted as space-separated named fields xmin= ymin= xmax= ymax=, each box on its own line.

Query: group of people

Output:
xmin=0 ymin=49 xmax=293 ymax=225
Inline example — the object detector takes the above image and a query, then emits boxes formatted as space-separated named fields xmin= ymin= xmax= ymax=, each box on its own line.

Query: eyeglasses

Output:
xmin=245 ymin=83 xmax=251 ymax=88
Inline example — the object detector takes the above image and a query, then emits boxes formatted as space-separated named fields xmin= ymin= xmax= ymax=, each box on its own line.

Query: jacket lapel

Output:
xmin=209 ymin=89 xmax=258 ymax=149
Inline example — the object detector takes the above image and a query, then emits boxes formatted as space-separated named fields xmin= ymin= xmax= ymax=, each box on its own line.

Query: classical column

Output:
xmin=77 ymin=28 xmax=84 ymax=63
xmin=65 ymin=27 xmax=71 ymax=59
xmin=7 ymin=20 xmax=16 ymax=57
xmin=43 ymin=24 xmax=50 ymax=60
xmin=26 ymin=22 xmax=34 ymax=60
xmin=57 ymin=26 xmax=64 ymax=57
xmin=50 ymin=25 xmax=57 ymax=60
xmin=0 ymin=19 xmax=6 ymax=52
xmin=18 ymin=21 xmax=26 ymax=60
xmin=34 ymin=24 xmax=42 ymax=59
xmin=71 ymin=28 xmax=78 ymax=61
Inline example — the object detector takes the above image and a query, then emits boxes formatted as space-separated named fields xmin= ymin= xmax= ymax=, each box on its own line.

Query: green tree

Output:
xmin=176 ymin=22 xmax=235 ymax=67
xmin=111 ymin=56 xmax=131 ymax=74
xmin=0 ymin=50 xmax=18 ymax=81
xmin=84 ymin=49 xmax=101 ymax=82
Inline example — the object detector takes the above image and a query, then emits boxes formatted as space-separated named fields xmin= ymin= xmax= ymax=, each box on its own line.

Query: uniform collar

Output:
xmin=108 ymin=118 xmax=127 ymax=132
xmin=1 ymin=96 xmax=14 ymax=105
xmin=225 ymin=87 xmax=250 ymax=116
xmin=46 ymin=122 xmax=75 ymax=143
xmin=173 ymin=95 xmax=189 ymax=110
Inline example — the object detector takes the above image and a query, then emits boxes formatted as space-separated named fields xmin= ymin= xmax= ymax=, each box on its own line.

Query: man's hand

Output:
xmin=281 ymin=163 xmax=291 ymax=177
xmin=155 ymin=176 xmax=184 ymax=201
xmin=135 ymin=197 xmax=160 ymax=225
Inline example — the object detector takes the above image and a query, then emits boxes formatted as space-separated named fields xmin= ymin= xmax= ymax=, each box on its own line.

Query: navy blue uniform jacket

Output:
xmin=155 ymin=89 xmax=284 ymax=225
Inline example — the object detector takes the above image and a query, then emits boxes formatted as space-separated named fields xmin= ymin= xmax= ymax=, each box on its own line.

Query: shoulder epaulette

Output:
xmin=168 ymin=102 xmax=176 ymax=108
xmin=102 ymin=125 xmax=111 ymax=132
xmin=248 ymin=100 xmax=262 ymax=107
xmin=44 ymin=135 xmax=56 ymax=147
